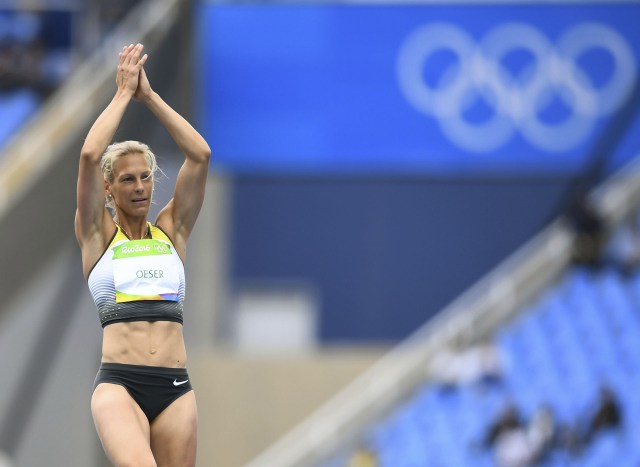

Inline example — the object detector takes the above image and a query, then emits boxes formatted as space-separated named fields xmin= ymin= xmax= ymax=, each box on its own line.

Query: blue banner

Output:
xmin=195 ymin=2 xmax=640 ymax=175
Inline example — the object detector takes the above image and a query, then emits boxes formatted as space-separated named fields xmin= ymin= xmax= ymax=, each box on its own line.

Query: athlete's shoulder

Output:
xmin=110 ymin=224 xmax=128 ymax=246
xmin=150 ymin=222 xmax=174 ymax=245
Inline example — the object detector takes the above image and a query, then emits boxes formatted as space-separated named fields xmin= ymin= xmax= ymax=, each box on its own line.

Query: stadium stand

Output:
xmin=323 ymin=263 xmax=640 ymax=467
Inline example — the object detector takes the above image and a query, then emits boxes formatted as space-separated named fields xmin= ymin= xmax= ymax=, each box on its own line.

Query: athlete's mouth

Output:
xmin=132 ymin=198 xmax=147 ymax=203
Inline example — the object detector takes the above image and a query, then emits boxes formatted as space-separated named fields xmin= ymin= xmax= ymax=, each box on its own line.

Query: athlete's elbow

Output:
xmin=80 ymin=144 xmax=103 ymax=164
xmin=194 ymin=146 xmax=212 ymax=165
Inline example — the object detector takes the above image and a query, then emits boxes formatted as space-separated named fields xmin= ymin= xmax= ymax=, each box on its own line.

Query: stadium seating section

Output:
xmin=325 ymin=265 xmax=640 ymax=466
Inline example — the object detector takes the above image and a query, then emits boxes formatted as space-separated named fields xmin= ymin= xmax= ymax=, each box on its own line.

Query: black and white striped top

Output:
xmin=87 ymin=223 xmax=186 ymax=327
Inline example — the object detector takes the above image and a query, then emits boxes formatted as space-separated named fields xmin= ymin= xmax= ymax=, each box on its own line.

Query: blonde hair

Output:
xmin=101 ymin=140 xmax=159 ymax=209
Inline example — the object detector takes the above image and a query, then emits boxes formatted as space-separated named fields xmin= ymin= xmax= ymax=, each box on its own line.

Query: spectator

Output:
xmin=582 ymin=385 xmax=622 ymax=445
xmin=485 ymin=403 xmax=559 ymax=467
xmin=560 ymin=385 xmax=623 ymax=457
xmin=484 ymin=402 xmax=524 ymax=449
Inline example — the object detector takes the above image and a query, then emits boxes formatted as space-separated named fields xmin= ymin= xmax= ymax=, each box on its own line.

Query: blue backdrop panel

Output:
xmin=232 ymin=177 xmax=570 ymax=341
xmin=196 ymin=2 xmax=640 ymax=175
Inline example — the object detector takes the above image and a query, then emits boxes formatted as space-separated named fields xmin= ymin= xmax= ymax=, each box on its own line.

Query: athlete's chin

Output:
xmin=128 ymin=204 xmax=150 ymax=215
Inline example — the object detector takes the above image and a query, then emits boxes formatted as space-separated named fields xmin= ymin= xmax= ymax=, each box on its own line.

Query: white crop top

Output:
xmin=87 ymin=223 xmax=186 ymax=327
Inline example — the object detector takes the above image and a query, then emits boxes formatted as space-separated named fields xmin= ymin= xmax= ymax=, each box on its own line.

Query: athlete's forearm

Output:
xmin=142 ymin=91 xmax=211 ymax=164
xmin=81 ymin=90 xmax=133 ymax=162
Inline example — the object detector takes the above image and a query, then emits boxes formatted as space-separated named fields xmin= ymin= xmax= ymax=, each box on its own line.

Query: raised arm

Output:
xmin=75 ymin=45 xmax=147 ymax=268
xmin=137 ymin=66 xmax=211 ymax=257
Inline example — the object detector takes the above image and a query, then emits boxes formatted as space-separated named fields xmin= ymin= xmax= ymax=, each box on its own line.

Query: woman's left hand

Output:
xmin=134 ymin=64 xmax=153 ymax=101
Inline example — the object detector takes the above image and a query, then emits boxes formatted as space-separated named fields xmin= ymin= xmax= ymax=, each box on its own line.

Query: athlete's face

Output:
xmin=107 ymin=152 xmax=153 ymax=217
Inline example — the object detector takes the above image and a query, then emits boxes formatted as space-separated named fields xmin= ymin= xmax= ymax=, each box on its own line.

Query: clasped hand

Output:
xmin=117 ymin=43 xmax=152 ymax=101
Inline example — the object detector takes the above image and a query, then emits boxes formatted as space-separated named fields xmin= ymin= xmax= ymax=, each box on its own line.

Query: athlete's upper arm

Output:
xmin=156 ymin=156 xmax=209 ymax=253
xmin=76 ymin=151 xmax=108 ymax=245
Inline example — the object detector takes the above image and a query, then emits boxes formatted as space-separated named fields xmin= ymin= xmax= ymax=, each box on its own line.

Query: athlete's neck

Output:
xmin=114 ymin=217 xmax=149 ymax=240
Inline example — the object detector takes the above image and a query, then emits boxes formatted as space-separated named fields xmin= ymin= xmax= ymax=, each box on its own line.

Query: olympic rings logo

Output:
xmin=396 ymin=22 xmax=637 ymax=153
xmin=154 ymin=242 xmax=170 ymax=254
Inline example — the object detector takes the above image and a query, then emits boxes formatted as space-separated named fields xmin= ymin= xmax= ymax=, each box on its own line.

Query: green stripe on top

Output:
xmin=112 ymin=239 xmax=172 ymax=259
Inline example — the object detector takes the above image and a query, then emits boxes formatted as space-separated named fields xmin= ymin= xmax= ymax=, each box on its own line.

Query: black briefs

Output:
xmin=94 ymin=363 xmax=193 ymax=422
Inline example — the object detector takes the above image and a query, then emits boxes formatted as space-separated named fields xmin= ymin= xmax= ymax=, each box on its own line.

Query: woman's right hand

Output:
xmin=116 ymin=44 xmax=148 ymax=95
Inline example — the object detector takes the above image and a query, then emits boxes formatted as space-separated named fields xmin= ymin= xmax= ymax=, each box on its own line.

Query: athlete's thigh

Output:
xmin=92 ymin=383 xmax=156 ymax=467
xmin=150 ymin=391 xmax=198 ymax=467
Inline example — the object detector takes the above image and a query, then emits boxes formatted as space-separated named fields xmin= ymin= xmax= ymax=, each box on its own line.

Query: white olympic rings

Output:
xmin=154 ymin=242 xmax=170 ymax=254
xmin=396 ymin=22 xmax=637 ymax=153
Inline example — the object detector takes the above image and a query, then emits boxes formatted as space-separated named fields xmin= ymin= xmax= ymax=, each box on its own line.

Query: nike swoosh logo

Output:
xmin=173 ymin=379 xmax=189 ymax=386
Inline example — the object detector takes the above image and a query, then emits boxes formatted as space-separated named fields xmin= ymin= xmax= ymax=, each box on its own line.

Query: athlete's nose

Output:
xmin=134 ymin=178 xmax=144 ymax=193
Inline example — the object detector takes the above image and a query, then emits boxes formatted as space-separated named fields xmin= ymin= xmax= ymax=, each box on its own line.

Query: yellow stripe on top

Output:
xmin=149 ymin=224 xmax=173 ymax=244
xmin=110 ymin=222 xmax=173 ymax=245
xmin=110 ymin=224 xmax=131 ymax=245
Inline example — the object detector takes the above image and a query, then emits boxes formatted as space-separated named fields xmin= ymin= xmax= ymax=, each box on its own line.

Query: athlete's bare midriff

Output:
xmin=101 ymin=321 xmax=187 ymax=368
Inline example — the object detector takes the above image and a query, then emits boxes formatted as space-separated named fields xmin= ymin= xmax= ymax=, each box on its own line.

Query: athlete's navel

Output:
xmin=148 ymin=326 xmax=157 ymax=354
